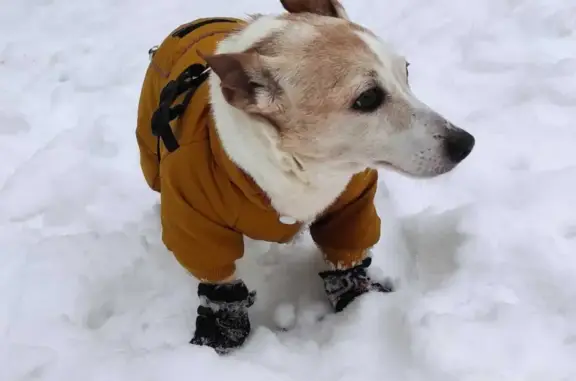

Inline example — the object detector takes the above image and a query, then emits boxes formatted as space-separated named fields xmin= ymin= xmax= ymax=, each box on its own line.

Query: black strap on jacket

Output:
xmin=150 ymin=63 xmax=210 ymax=162
xmin=150 ymin=17 xmax=241 ymax=162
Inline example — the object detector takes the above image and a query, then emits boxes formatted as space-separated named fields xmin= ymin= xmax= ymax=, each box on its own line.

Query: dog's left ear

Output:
xmin=205 ymin=52 xmax=282 ymax=114
xmin=280 ymin=0 xmax=349 ymax=19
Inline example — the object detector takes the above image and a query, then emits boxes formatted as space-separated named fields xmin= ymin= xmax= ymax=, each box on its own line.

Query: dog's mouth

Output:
xmin=373 ymin=160 xmax=402 ymax=172
xmin=373 ymin=160 xmax=414 ymax=176
xmin=372 ymin=160 xmax=453 ymax=179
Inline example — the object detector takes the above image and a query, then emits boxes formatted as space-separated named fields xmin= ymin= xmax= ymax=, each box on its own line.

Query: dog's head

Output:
xmin=206 ymin=0 xmax=475 ymax=178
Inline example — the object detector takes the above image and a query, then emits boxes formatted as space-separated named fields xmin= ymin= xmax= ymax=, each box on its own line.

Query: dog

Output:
xmin=136 ymin=0 xmax=475 ymax=354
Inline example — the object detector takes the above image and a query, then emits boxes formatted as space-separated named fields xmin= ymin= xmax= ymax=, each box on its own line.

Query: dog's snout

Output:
xmin=444 ymin=128 xmax=475 ymax=163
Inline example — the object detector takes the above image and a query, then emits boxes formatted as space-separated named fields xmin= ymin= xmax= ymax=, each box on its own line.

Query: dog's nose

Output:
xmin=444 ymin=128 xmax=475 ymax=163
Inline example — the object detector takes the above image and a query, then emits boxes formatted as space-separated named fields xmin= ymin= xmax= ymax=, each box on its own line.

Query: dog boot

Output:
xmin=319 ymin=257 xmax=393 ymax=313
xmin=190 ymin=280 xmax=256 ymax=354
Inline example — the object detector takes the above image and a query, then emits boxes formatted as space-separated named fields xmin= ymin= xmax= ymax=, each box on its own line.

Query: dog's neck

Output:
xmin=209 ymin=76 xmax=354 ymax=222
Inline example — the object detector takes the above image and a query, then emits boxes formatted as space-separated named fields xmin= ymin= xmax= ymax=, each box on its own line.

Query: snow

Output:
xmin=273 ymin=303 xmax=297 ymax=331
xmin=1 ymin=0 xmax=576 ymax=380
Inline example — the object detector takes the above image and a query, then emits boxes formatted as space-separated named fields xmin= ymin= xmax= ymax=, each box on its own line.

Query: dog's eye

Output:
xmin=352 ymin=86 xmax=386 ymax=113
xmin=249 ymin=81 xmax=264 ymax=89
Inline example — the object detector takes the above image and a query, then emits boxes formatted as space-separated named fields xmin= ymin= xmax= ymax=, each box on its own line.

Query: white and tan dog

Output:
xmin=137 ymin=0 xmax=475 ymax=353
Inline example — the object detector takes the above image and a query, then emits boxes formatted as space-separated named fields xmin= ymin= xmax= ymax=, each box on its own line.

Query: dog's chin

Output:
xmin=372 ymin=160 xmax=457 ymax=179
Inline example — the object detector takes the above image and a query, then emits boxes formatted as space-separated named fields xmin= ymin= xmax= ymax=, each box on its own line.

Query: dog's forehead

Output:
xmin=247 ymin=15 xmax=405 ymax=79
xmin=253 ymin=15 xmax=373 ymax=57
xmin=355 ymin=31 xmax=407 ymax=78
xmin=357 ymin=32 xmax=413 ymax=100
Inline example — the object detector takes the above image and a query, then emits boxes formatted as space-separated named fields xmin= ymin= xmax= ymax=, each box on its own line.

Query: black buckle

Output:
xmin=151 ymin=63 xmax=210 ymax=156
xmin=179 ymin=64 xmax=208 ymax=86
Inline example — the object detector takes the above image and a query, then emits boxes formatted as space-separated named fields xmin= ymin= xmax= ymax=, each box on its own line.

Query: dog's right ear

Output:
xmin=205 ymin=53 xmax=282 ymax=114
xmin=280 ymin=0 xmax=349 ymax=19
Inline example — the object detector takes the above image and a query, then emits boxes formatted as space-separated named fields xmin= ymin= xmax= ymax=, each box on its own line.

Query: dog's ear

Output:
xmin=205 ymin=53 xmax=282 ymax=114
xmin=205 ymin=53 xmax=256 ymax=109
xmin=280 ymin=0 xmax=349 ymax=19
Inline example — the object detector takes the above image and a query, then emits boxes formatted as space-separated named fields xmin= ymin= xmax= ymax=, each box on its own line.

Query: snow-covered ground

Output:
xmin=1 ymin=0 xmax=576 ymax=380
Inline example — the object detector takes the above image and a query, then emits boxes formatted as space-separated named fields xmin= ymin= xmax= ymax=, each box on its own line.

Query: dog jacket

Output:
xmin=136 ymin=18 xmax=382 ymax=282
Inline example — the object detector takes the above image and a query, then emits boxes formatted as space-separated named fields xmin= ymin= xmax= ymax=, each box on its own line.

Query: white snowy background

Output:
xmin=1 ymin=0 xmax=576 ymax=380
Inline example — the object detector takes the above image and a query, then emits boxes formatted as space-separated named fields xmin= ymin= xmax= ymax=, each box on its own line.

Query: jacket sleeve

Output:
xmin=159 ymin=145 xmax=243 ymax=282
xmin=309 ymin=169 xmax=381 ymax=270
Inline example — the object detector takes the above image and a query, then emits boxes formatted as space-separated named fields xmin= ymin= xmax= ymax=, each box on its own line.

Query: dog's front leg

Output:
xmin=310 ymin=169 xmax=394 ymax=312
xmin=155 ymin=144 xmax=256 ymax=353
xmin=191 ymin=277 xmax=256 ymax=355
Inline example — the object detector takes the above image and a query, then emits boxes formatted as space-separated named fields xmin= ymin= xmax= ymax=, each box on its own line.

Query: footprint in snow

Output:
xmin=86 ymin=118 xmax=119 ymax=158
xmin=0 ymin=113 xmax=31 ymax=135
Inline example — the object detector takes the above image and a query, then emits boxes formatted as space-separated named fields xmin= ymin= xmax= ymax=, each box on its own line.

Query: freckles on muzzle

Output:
xmin=443 ymin=127 xmax=475 ymax=164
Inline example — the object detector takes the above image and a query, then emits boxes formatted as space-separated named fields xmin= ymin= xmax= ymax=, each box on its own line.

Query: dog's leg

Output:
xmin=204 ymin=274 xmax=237 ymax=283
xmin=309 ymin=170 xmax=395 ymax=312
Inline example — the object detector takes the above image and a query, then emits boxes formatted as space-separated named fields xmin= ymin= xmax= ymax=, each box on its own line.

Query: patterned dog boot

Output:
xmin=319 ymin=257 xmax=393 ymax=312
xmin=190 ymin=280 xmax=256 ymax=354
